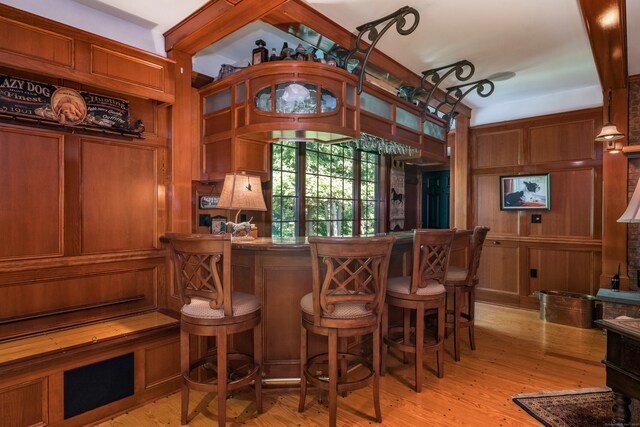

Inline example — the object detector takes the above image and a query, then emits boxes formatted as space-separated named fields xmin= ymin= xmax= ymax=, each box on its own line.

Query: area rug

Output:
xmin=512 ymin=387 xmax=613 ymax=427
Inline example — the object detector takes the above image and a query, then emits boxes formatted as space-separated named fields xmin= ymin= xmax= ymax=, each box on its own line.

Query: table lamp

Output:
xmin=216 ymin=172 xmax=267 ymax=239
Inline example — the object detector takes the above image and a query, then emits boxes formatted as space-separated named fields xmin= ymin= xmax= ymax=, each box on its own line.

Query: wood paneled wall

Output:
xmin=469 ymin=109 xmax=603 ymax=308
xmin=0 ymin=68 xmax=170 ymax=339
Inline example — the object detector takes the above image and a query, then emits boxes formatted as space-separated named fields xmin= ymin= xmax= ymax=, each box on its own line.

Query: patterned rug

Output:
xmin=512 ymin=387 xmax=613 ymax=427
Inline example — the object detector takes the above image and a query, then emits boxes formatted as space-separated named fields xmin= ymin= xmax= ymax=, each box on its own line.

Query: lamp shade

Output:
xmin=595 ymin=123 xmax=625 ymax=142
xmin=618 ymin=179 xmax=640 ymax=223
xmin=217 ymin=173 xmax=267 ymax=212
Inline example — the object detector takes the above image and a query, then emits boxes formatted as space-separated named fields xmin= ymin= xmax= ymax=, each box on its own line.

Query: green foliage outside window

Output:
xmin=271 ymin=141 xmax=379 ymax=237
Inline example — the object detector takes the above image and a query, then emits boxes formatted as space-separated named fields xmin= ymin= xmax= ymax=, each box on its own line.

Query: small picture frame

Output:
xmin=500 ymin=174 xmax=550 ymax=210
xmin=199 ymin=195 xmax=219 ymax=210
xmin=211 ymin=215 xmax=227 ymax=234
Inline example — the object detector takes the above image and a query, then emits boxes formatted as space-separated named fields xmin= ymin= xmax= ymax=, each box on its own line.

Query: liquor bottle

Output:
xmin=295 ymin=43 xmax=307 ymax=60
xmin=280 ymin=42 xmax=293 ymax=60
xmin=269 ymin=48 xmax=279 ymax=61
xmin=252 ymin=39 xmax=268 ymax=65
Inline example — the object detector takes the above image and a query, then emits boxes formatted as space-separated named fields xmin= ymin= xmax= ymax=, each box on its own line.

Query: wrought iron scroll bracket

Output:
xmin=435 ymin=79 xmax=495 ymax=129
xmin=344 ymin=6 xmax=420 ymax=94
xmin=414 ymin=60 xmax=475 ymax=115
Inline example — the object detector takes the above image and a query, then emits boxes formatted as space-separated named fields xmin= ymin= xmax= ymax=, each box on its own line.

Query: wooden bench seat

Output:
xmin=0 ymin=311 xmax=181 ymax=427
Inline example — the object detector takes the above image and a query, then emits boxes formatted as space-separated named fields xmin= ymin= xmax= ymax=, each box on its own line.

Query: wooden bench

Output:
xmin=0 ymin=311 xmax=180 ymax=427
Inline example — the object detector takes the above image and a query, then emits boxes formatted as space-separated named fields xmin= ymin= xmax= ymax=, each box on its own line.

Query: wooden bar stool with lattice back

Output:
xmin=381 ymin=229 xmax=455 ymax=392
xmin=163 ymin=233 xmax=262 ymax=426
xmin=445 ymin=226 xmax=490 ymax=361
xmin=298 ymin=235 xmax=395 ymax=427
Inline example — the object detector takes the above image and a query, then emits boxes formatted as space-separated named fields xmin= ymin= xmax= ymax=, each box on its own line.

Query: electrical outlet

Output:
xmin=531 ymin=214 xmax=542 ymax=223
xmin=530 ymin=268 xmax=538 ymax=278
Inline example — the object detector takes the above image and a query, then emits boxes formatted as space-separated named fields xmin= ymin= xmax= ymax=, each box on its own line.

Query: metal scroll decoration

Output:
xmin=435 ymin=79 xmax=495 ymax=126
xmin=0 ymin=74 xmax=144 ymax=137
xmin=410 ymin=60 xmax=474 ymax=114
xmin=343 ymin=6 xmax=420 ymax=94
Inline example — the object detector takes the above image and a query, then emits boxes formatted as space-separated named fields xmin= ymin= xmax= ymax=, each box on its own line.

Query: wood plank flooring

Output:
xmin=97 ymin=303 xmax=606 ymax=426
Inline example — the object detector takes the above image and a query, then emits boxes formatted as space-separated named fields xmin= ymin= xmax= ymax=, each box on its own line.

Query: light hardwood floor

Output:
xmin=97 ymin=303 xmax=606 ymax=426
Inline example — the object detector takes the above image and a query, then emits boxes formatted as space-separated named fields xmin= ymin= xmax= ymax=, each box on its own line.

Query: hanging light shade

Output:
xmin=595 ymin=90 xmax=625 ymax=142
xmin=618 ymin=178 xmax=640 ymax=223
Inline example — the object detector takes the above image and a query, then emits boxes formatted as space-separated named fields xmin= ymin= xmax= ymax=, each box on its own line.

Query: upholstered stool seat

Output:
xmin=182 ymin=292 xmax=260 ymax=319
xmin=163 ymin=233 xmax=262 ymax=427
xmin=298 ymin=236 xmax=395 ymax=427
xmin=444 ymin=226 xmax=490 ymax=362
xmin=387 ymin=277 xmax=445 ymax=296
xmin=445 ymin=266 xmax=468 ymax=282
xmin=382 ymin=229 xmax=455 ymax=393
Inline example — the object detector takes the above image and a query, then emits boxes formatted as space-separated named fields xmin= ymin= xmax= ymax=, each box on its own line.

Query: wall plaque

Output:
xmin=0 ymin=75 xmax=140 ymax=134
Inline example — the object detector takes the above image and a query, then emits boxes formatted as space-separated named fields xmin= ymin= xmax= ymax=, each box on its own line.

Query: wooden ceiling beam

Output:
xmin=578 ymin=0 xmax=628 ymax=89
xmin=164 ymin=0 xmax=288 ymax=55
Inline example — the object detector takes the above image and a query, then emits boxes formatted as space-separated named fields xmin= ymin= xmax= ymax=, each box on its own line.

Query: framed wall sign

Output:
xmin=199 ymin=195 xmax=219 ymax=209
xmin=500 ymin=174 xmax=550 ymax=210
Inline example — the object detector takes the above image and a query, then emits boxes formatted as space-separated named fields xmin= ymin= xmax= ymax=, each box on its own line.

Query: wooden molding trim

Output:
xmin=164 ymin=0 xmax=288 ymax=55
xmin=578 ymin=0 xmax=627 ymax=89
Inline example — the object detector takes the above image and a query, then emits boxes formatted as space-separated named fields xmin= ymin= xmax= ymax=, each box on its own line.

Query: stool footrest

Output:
xmin=184 ymin=352 xmax=260 ymax=393
xmin=303 ymin=352 xmax=374 ymax=393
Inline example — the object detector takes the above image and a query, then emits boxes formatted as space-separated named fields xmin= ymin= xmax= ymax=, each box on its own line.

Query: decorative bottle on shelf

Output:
xmin=252 ymin=39 xmax=268 ymax=65
xmin=611 ymin=264 xmax=620 ymax=291
xmin=280 ymin=42 xmax=293 ymax=60
xmin=269 ymin=48 xmax=279 ymax=61
xmin=295 ymin=43 xmax=307 ymax=61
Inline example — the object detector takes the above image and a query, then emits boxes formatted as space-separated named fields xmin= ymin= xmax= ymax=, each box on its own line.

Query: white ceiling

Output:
xmin=2 ymin=0 xmax=639 ymax=126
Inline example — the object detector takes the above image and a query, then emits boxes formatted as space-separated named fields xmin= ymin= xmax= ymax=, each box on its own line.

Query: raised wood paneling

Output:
xmin=470 ymin=109 xmax=602 ymax=307
xmin=0 ymin=267 xmax=157 ymax=321
xmin=473 ymin=174 xmax=518 ymax=235
xmin=235 ymin=138 xmax=269 ymax=176
xmin=472 ymin=129 xmax=521 ymax=168
xmin=81 ymin=140 xmax=157 ymax=253
xmin=0 ymin=378 xmax=47 ymax=427
xmin=477 ymin=241 xmax=519 ymax=294
xmin=529 ymin=248 xmax=595 ymax=295
xmin=144 ymin=340 xmax=180 ymax=388
xmin=0 ymin=127 xmax=63 ymax=259
xmin=529 ymin=119 xmax=596 ymax=163
xmin=529 ymin=169 xmax=595 ymax=239
xmin=91 ymin=46 xmax=164 ymax=92
xmin=0 ymin=5 xmax=174 ymax=103
xmin=0 ymin=17 xmax=72 ymax=68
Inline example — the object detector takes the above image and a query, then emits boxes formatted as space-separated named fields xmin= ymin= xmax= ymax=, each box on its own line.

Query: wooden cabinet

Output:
xmin=198 ymin=62 xmax=360 ymax=181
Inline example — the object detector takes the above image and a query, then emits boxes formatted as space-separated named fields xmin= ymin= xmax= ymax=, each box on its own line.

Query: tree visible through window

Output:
xmin=271 ymin=141 xmax=379 ymax=237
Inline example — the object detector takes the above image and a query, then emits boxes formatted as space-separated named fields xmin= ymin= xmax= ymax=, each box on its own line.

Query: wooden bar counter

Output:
xmin=227 ymin=231 xmax=469 ymax=382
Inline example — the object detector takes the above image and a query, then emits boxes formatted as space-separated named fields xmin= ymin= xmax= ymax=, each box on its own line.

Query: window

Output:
xmin=271 ymin=141 xmax=380 ymax=237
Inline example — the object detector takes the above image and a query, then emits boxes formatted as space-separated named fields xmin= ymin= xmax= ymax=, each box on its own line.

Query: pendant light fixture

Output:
xmin=595 ymin=89 xmax=624 ymax=142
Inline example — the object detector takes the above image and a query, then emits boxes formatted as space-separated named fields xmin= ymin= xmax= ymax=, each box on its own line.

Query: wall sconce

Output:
xmin=595 ymin=90 xmax=624 ymax=142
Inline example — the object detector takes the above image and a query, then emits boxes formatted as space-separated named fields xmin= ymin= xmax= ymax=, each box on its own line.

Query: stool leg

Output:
xmin=217 ymin=327 xmax=228 ymax=427
xmin=468 ymin=287 xmax=476 ymax=351
xmin=437 ymin=300 xmax=445 ymax=378
xmin=339 ymin=338 xmax=348 ymax=397
xmin=453 ymin=287 xmax=461 ymax=362
xmin=403 ymin=308 xmax=411 ymax=364
xmin=328 ymin=329 xmax=338 ymax=427
xmin=414 ymin=305 xmax=424 ymax=393
xmin=381 ymin=303 xmax=388 ymax=376
xmin=180 ymin=328 xmax=189 ymax=425
xmin=298 ymin=325 xmax=308 ymax=412
xmin=253 ymin=321 xmax=263 ymax=414
xmin=373 ymin=325 xmax=382 ymax=422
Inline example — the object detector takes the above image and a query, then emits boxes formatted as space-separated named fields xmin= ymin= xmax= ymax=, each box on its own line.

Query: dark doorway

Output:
xmin=422 ymin=170 xmax=450 ymax=229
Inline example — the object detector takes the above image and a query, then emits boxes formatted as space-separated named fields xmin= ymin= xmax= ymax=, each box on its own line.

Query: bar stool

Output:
xmin=445 ymin=226 xmax=490 ymax=361
xmin=298 ymin=235 xmax=395 ymax=427
xmin=381 ymin=229 xmax=455 ymax=392
xmin=163 ymin=233 xmax=262 ymax=426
